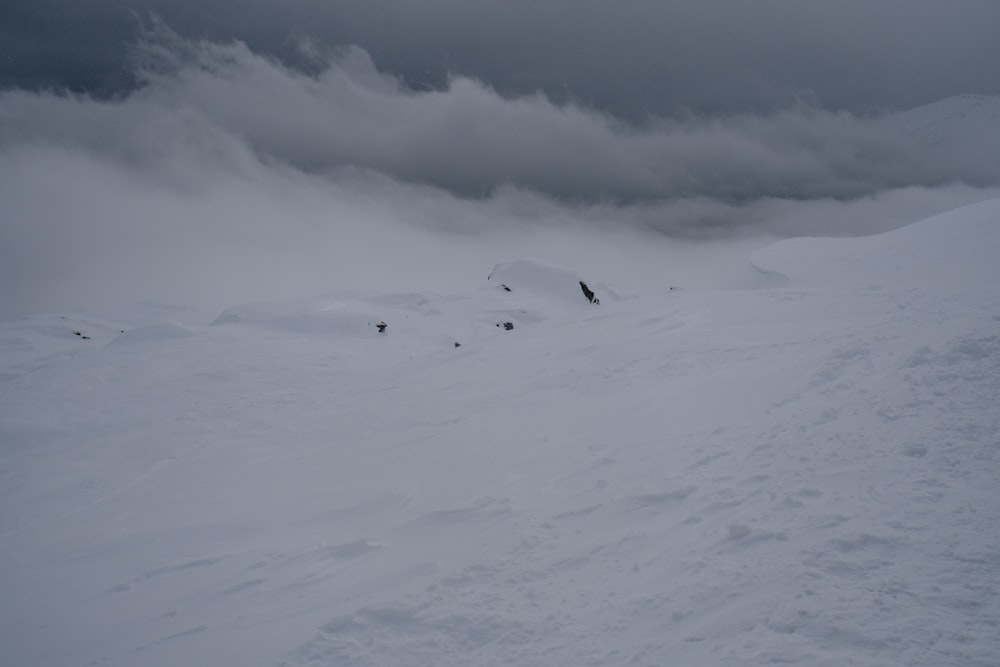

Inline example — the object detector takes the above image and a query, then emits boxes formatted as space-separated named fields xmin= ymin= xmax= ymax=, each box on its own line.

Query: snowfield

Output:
xmin=2 ymin=201 xmax=999 ymax=666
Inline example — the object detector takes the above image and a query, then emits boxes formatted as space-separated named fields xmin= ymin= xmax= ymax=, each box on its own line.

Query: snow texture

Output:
xmin=2 ymin=201 xmax=999 ymax=667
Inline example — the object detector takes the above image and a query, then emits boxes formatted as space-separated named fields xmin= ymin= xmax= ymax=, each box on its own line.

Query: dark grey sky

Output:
xmin=3 ymin=0 xmax=1000 ymax=117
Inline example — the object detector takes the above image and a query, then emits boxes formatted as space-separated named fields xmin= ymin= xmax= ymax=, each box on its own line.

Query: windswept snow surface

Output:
xmin=2 ymin=202 xmax=999 ymax=666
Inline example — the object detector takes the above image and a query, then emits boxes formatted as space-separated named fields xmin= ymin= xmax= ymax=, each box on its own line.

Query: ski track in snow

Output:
xmin=1 ymin=202 xmax=999 ymax=666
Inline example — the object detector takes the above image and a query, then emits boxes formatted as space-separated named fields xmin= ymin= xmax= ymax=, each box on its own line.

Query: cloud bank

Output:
xmin=1 ymin=30 xmax=997 ymax=319
xmin=5 ymin=1 xmax=1000 ymax=117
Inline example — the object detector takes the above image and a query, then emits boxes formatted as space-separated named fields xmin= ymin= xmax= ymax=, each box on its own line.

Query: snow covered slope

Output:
xmin=1 ymin=202 xmax=999 ymax=666
xmin=891 ymin=94 xmax=1000 ymax=147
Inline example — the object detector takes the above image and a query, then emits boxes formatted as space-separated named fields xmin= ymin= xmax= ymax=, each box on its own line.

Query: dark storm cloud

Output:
xmin=6 ymin=28 xmax=998 ymax=206
xmin=3 ymin=0 xmax=1000 ymax=116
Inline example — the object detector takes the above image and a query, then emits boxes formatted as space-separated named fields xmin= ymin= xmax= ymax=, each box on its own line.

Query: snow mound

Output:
xmin=111 ymin=321 xmax=196 ymax=345
xmin=211 ymin=300 xmax=391 ymax=338
xmin=202 ymin=261 xmax=620 ymax=353
xmin=487 ymin=259 xmax=610 ymax=306
xmin=0 ymin=313 xmax=123 ymax=379
xmin=750 ymin=198 xmax=1000 ymax=290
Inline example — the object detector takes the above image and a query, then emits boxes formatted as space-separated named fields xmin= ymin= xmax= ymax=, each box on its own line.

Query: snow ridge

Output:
xmin=891 ymin=94 xmax=1000 ymax=146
